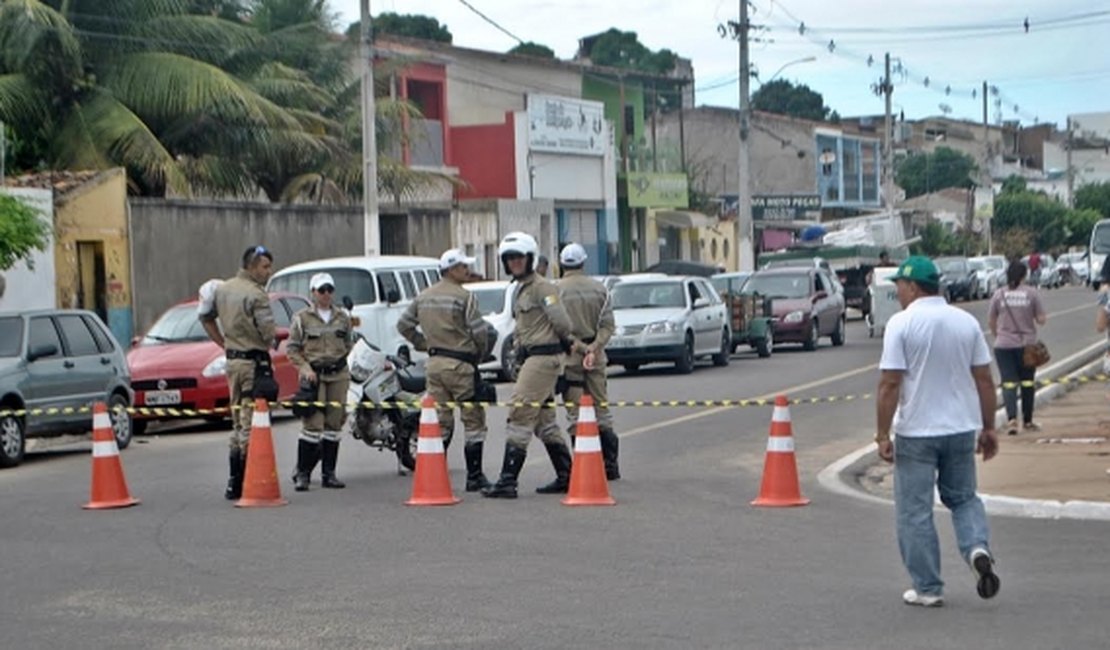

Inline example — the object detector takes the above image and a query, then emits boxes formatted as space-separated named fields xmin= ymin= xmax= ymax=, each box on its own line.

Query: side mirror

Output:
xmin=274 ymin=328 xmax=289 ymax=349
xmin=28 ymin=343 xmax=58 ymax=362
xmin=386 ymin=289 xmax=401 ymax=304
xmin=342 ymin=295 xmax=354 ymax=310
xmin=693 ymin=297 xmax=710 ymax=309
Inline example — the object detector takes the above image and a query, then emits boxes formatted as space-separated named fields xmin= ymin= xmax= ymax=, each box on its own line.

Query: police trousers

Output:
xmin=427 ymin=357 xmax=486 ymax=443
xmin=226 ymin=358 xmax=255 ymax=451
xmin=300 ymin=371 xmax=350 ymax=442
xmin=562 ymin=351 xmax=613 ymax=434
xmin=505 ymin=353 xmax=563 ymax=449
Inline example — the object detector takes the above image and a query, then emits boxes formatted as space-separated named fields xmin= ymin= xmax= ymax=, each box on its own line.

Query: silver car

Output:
xmin=0 ymin=310 xmax=133 ymax=468
xmin=605 ymin=276 xmax=731 ymax=374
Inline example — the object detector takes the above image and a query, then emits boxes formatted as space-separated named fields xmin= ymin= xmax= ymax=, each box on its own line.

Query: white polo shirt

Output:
xmin=880 ymin=296 xmax=992 ymax=437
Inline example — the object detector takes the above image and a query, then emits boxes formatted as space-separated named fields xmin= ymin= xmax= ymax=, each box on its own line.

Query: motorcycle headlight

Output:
xmin=349 ymin=360 xmax=371 ymax=383
xmin=202 ymin=355 xmax=227 ymax=378
xmin=784 ymin=310 xmax=805 ymax=324
xmin=645 ymin=320 xmax=679 ymax=334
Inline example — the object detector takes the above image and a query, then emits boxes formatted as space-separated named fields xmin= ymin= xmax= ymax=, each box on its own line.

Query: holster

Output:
xmin=291 ymin=379 xmax=319 ymax=418
xmin=250 ymin=354 xmax=280 ymax=402
xmin=471 ymin=369 xmax=498 ymax=405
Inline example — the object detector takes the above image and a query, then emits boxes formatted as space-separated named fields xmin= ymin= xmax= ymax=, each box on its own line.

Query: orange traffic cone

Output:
xmin=83 ymin=402 xmax=140 ymax=510
xmin=236 ymin=399 xmax=287 ymax=508
xmin=751 ymin=395 xmax=810 ymax=507
xmin=405 ymin=395 xmax=461 ymax=506
xmin=562 ymin=395 xmax=615 ymax=506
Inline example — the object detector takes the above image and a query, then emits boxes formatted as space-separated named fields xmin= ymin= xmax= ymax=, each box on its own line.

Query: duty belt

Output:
xmin=310 ymin=359 xmax=348 ymax=375
xmin=226 ymin=349 xmax=269 ymax=362
xmin=524 ymin=343 xmax=563 ymax=357
xmin=428 ymin=348 xmax=479 ymax=366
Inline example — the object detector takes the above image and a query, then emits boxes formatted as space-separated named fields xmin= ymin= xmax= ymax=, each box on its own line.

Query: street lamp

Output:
xmin=756 ymin=56 xmax=817 ymax=87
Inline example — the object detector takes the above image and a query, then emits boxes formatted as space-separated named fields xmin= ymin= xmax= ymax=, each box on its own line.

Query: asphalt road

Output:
xmin=2 ymin=286 xmax=1108 ymax=649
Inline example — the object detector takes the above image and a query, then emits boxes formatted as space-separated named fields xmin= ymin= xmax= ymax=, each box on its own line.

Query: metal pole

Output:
xmin=983 ymin=80 xmax=992 ymax=254
xmin=883 ymin=53 xmax=893 ymax=215
xmin=651 ymin=83 xmax=658 ymax=172
xmin=736 ymin=0 xmax=754 ymax=271
xmin=1066 ymin=116 xmax=1074 ymax=208
xmin=360 ymin=0 xmax=380 ymax=256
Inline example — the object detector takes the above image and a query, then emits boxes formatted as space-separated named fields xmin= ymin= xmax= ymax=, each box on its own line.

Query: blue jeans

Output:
xmin=894 ymin=432 xmax=991 ymax=596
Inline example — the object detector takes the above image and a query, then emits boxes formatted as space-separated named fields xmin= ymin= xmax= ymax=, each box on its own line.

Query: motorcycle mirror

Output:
xmin=342 ymin=295 xmax=354 ymax=310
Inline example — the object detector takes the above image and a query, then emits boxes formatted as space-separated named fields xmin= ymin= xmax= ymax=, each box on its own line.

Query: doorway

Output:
xmin=76 ymin=241 xmax=107 ymax=322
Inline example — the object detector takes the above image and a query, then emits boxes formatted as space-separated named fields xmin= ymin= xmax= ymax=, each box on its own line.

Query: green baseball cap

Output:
xmin=887 ymin=256 xmax=941 ymax=286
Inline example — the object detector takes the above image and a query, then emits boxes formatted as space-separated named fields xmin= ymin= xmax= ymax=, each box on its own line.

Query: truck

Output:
xmin=758 ymin=244 xmax=908 ymax=318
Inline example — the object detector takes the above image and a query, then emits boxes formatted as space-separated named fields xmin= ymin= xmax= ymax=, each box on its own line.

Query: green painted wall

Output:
xmin=582 ymin=75 xmax=645 ymax=149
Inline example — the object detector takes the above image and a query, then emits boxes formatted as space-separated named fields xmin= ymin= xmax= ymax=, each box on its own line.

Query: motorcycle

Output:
xmin=345 ymin=334 xmax=432 ymax=473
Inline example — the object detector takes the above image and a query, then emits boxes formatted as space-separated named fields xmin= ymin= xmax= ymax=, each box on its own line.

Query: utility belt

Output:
xmin=428 ymin=347 xmax=479 ymax=366
xmin=226 ymin=348 xmax=270 ymax=362
xmin=522 ymin=343 xmax=564 ymax=358
xmin=227 ymin=349 xmax=279 ymax=401
xmin=310 ymin=359 xmax=347 ymax=375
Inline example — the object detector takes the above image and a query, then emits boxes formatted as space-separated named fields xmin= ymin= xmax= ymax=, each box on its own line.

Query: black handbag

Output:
xmin=290 ymin=379 xmax=319 ymax=418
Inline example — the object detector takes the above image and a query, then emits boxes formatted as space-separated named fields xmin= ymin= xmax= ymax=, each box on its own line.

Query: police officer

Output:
xmin=484 ymin=232 xmax=588 ymax=499
xmin=287 ymin=273 xmax=355 ymax=491
xmin=199 ymin=246 xmax=277 ymax=500
xmin=398 ymin=249 xmax=497 ymax=491
xmin=557 ymin=243 xmax=620 ymax=480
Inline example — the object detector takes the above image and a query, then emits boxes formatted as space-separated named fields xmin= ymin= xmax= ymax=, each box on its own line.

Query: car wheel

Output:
xmin=802 ymin=319 xmax=819 ymax=351
xmin=497 ymin=337 xmax=517 ymax=383
xmin=0 ymin=410 xmax=26 ymax=468
xmin=712 ymin=329 xmax=731 ymax=367
xmin=755 ymin=329 xmax=773 ymax=358
xmin=108 ymin=393 xmax=132 ymax=450
xmin=622 ymin=364 xmax=640 ymax=374
xmin=675 ymin=333 xmax=695 ymax=374
xmin=831 ymin=315 xmax=846 ymax=347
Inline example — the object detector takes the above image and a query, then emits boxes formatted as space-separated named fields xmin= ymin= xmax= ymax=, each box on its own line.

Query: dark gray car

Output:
xmin=0 ymin=310 xmax=133 ymax=468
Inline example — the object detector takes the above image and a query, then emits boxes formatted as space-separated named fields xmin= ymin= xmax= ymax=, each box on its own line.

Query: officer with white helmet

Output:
xmin=484 ymin=232 xmax=588 ymax=498
xmin=557 ymin=243 xmax=620 ymax=479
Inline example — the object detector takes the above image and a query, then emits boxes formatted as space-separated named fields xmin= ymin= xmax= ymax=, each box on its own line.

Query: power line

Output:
xmin=455 ymin=0 xmax=524 ymax=45
xmin=767 ymin=6 xmax=1110 ymax=35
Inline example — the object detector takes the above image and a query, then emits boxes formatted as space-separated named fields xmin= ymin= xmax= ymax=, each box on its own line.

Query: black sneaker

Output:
xmin=970 ymin=548 xmax=1000 ymax=599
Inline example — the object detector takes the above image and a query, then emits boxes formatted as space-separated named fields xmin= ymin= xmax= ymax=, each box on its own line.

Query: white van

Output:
xmin=1089 ymin=219 xmax=1110 ymax=287
xmin=268 ymin=256 xmax=441 ymax=360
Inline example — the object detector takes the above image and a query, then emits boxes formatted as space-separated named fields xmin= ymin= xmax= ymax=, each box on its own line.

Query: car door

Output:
xmin=272 ymin=298 xmax=304 ymax=399
xmin=811 ymin=272 xmax=830 ymax=334
xmin=686 ymin=280 xmax=714 ymax=353
xmin=23 ymin=316 xmax=77 ymax=432
xmin=54 ymin=314 xmax=111 ymax=425
xmin=696 ymin=279 xmax=726 ymax=341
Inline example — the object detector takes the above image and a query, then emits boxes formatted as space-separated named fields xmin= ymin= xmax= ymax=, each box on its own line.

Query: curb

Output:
xmin=818 ymin=342 xmax=1110 ymax=522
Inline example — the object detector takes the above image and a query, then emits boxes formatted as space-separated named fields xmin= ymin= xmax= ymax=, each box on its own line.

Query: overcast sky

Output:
xmin=332 ymin=0 xmax=1109 ymax=128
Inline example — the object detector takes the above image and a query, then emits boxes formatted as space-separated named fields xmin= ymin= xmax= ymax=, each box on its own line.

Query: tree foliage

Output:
xmin=586 ymin=28 xmax=676 ymax=74
xmin=910 ymin=221 xmax=982 ymax=257
xmin=750 ymin=79 xmax=835 ymax=123
xmin=895 ymin=147 xmax=977 ymax=199
xmin=372 ymin=12 xmax=451 ymax=43
xmin=990 ymin=178 xmax=1098 ymax=252
xmin=0 ymin=194 xmax=51 ymax=270
xmin=1075 ymin=181 xmax=1110 ymax=219
xmin=509 ymin=41 xmax=555 ymax=59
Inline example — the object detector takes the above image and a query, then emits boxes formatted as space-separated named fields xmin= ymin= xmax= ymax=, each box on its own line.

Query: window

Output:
xmin=285 ymin=297 xmax=311 ymax=316
xmin=269 ymin=268 xmax=376 ymax=304
xmin=427 ymin=269 xmax=441 ymax=283
xmin=0 ymin=317 xmax=22 ymax=357
xmin=269 ymin=300 xmax=292 ymax=328
xmin=82 ymin=315 xmax=115 ymax=353
xmin=29 ymin=317 xmax=63 ymax=358
xmin=399 ymin=271 xmax=417 ymax=299
xmin=57 ymin=315 xmax=101 ymax=357
xmin=377 ymin=271 xmax=402 ymax=303
xmin=687 ymin=282 xmax=702 ymax=305
xmin=145 ymin=305 xmax=209 ymax=343
xmin=468 ymin=287 xmax=506 ymax=316
xmin=413 ymin=270 xmax=429 ymax=291
xmin=814 ymin=273 xmax=825 ymax=293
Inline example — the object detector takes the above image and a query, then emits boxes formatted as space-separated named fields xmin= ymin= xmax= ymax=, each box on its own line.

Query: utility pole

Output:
xmin=982 ymin=81 xmax=992 ymax=254
xmin=360 ymin=0 xmax=380 ymax=257
xmin=1066 ymin=116 xmax=1074 ymax=208
xmin=883 ymin=53 xmax=893 ymax=215
xmin=736 ymin=0 xmax=754 ymax=272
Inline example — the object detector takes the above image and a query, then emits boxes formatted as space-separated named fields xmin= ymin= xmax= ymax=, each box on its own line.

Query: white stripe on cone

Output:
xmin=574 ymin=435 xmax=602 ymax=453
xmin=420 ymin=407 xmax=438 ymax=425
xmin=579 ymin=405 xmax=597 ymax=422
xmin=417 ymin=437 xmax=444 ymax=454
xmin=251 ymin=410 xmax=270 ymax=428
xmin=766 ymin=436 xmax=795 ymax=453
xmin=92 ymin=440 xmax=119 ymax=458
xmin=93 ymin=412 xmax=112 ymax=429
xmin=772 ymin=406 xmax=791 ymax=422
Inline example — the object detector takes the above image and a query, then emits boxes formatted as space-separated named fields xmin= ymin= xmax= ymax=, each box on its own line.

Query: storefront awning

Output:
xmin=654 ymin=210 xmax=716 ymax=230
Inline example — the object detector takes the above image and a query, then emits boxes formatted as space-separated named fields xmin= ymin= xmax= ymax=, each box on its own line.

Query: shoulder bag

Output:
xmin=1001 ymin=290 xmax=1050 ymax=368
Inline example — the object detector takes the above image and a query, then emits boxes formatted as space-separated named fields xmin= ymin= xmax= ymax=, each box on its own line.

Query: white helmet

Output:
xmin=498 ymin=231 xmax=539 ymax=276
xmin=559 ymin=242 xmax=588 ymax=268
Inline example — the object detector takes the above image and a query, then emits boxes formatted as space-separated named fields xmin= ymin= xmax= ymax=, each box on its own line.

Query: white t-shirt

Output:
xmin=880 ymin=296 xmax=992 ymax=437
xmin=316 ymin=308 xmax=332 ymax=324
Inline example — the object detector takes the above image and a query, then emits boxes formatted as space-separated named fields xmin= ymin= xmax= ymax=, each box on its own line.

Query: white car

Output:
xmin=971 ymin=255 xmax=1006 ymax=297
xmin=605 ymin=275 xmax=731 ymax=374
xmin=463 ymin=280 xmax=517 ymax=381
xmin=1055 ymin=252 xmax=1088 ymax=285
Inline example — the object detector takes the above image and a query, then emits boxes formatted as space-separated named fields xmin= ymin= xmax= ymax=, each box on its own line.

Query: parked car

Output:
xmin=935 ymin=257 xmax=976 ymax=302
xmin=0 ymin=309 xmax=133 ymax=468
xmin=1055 ymin=251 xmax=1089 ymax=285
xmin=1021 ymin=253 xmax=1063 ymax=289
xmin=967 ymin=257 xmax=995 ymax=300
xmin=742 ymin=267 xmax=847 ymax=350
xmin=126 ymin=293 xmax=308 ymax=435
xmin=972 ymin=255 xmax=1007 ymax=295
xmin=605 ymin=276 xmax=731 ymax=374
xmin=462 ymin=280 xmax=517 ymax=381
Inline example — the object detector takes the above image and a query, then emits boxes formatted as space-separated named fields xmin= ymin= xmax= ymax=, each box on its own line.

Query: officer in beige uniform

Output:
xmin=287 ymin=273 xmax=355 ymax=491
xmin=557 ymin=242 xmax=620 ymax=480
xmin=397 ymin=249 xmax=497 ymax=491
xmin=484 ymin=232 xmax=588 ymax=499
xmin=199 ymin=246 xmax=277 ymax=500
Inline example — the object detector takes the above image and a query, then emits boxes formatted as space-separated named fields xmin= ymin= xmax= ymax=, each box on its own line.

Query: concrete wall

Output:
xmin=129 ymin=199 xmax=364 ymax=334
xmin=495 ymin=199 xmax=556 ymax=280
xmin=0 ymin=188 xmax=56 ymax=312
xmin=453 ymin=200 xmax=501 ymax=279
xmin=442 ymin=49 xmax=582 ymax=127
xmin=53 ymin=169 xmax=132 ymax=345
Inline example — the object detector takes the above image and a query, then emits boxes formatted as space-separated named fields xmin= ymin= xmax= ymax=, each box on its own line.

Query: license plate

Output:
xmin=608 ymin=338 xmax=633 ymax=348
xmin=144 ymin=390 xmax=181 ymax=406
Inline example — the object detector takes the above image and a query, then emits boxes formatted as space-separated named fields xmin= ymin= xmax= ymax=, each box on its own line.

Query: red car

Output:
xmin=126 ymin=293 xmax=310 ymax=435
xmin=741 ymin=268 xmax=847 ymax=351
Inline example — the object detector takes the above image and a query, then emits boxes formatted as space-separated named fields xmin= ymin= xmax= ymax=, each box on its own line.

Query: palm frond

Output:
xmin=250 ymin=62 xmax=335 ymax=112
xmin=280 ymin=173 xmax=349 ymax=205
xmin=178 ymin=154 xmax=255 ymax=198
xmin=0 ymin=73 xmax=46 ymax=124
xmin=131 ymin=15 xmax=262 ymax=67
xmin=0 ymin=1 xmax=82 ymax=82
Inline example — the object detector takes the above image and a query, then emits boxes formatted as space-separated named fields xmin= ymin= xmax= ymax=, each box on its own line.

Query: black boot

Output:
xmin=482 ymin=444 xmax=527 ymax=499
xmin=600 ymin=427 xmax=621 ymax=481
xmin=464 ymin=441 xmax=492 ymax=492
xmin=535 ymin=440 xmax=572 ymax=494
xmin=225 ymin=449 xmax=245 ymax=500
xmin=292 ymin=439 xmax=320 ymax=492
xmin=320 ymin=439 xmax=346 ymax=488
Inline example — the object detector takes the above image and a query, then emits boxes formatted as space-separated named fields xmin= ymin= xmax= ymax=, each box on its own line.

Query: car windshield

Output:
xmin=968 ymin=259 xmax=985 ymax=271
xmin=468 ymin=287 xmax=506 ymax=316
xmin=938 ymin=259 xmax=967 ymax=275
xmin=144 ymin=305 xmax=209 ymax=343
xmin=0 ymin=317 xmax=21 ymax=356
xmin=741 ymin=274 xmax=811 ymax=299
xmin=711 ymin=274 xmax=750 ymax=293
xmin=611 ymin=282 xmax=687 ymax=309
xmin=983 ymin=257 xmax=1005 ymax=269
xmin=1093 ymin=224 xmax=1110 ymax=254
